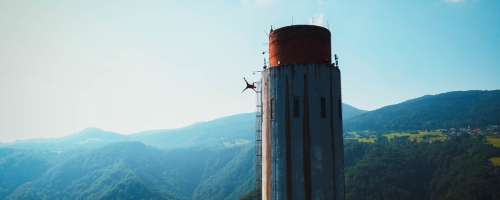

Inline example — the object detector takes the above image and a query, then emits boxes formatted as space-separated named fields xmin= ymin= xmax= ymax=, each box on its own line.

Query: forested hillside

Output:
xmin=344 ymin=135 xmax=500 ymax=200
xmin=1 ymin=141 xmax=255 ymax=200
xmin=0 ymin=114 xmax=256 ymax=200
xmin=342 ymin=103 xmax=367 ymax=120
xmin=345 ymin=90 xmax=500 ymax=132
xmin=1 ymin=92 xmax=500 ymax=199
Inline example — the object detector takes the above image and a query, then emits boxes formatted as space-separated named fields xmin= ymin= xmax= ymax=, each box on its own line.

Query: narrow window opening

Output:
xmin=320 ymin=97 xmax=327 ymax=118
xmin=293 ymin=96 xmax=300 ymax=118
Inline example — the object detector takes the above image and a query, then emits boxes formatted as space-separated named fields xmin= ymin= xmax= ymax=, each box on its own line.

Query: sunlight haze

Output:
xmin=1 ymin=0 xmax=499 ymax=141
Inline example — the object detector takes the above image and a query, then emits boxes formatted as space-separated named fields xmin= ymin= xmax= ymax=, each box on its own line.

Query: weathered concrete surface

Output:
xmin=261 ymin=64 xmax=344 ymax=200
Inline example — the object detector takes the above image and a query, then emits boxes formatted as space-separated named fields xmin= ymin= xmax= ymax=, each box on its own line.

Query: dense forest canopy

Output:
xmin=344 ymin=135 xmax=500 ymax=200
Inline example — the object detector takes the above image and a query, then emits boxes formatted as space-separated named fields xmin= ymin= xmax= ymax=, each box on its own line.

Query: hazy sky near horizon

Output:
xmin=1 ymin=0 xmax=499 ymax=141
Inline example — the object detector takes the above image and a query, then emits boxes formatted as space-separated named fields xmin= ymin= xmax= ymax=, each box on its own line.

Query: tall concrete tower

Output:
xmin=260 ymin=25 xmax=344 ymax=200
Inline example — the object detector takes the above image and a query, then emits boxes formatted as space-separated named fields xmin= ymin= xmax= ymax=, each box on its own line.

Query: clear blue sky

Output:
xmin=0 ymin=0 xmax=499 ymax=141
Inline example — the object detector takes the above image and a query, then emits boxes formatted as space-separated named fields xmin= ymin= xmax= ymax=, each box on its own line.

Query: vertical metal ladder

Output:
xmin=255 ymin=80 xmax=263 ymax=200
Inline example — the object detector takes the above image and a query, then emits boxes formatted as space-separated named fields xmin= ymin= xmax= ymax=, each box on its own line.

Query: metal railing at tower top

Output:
xmin=255 ymin=79 xmax=263 ymax=200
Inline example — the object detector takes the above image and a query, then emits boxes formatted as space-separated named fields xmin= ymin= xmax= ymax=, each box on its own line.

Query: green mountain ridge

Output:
xmin=345 ymin=90 xmax=500 ymax=132
xmin=1 ymin=92 xmax=499 ymax=199
xmin=4 ymin=142 xmax=254 ymax=200
xmin=342 ymin=103 xmax=367 ymax=120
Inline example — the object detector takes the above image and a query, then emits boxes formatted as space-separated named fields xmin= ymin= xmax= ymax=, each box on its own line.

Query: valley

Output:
xmin=1 ymin=90 xmax=500 ymax=200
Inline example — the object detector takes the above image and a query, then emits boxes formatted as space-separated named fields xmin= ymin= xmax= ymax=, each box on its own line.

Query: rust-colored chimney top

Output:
xmin=269 ymin=25 xmax=331 ymax=67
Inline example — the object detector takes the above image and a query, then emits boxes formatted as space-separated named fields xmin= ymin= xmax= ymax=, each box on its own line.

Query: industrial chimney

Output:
xmin=259 ymin=25 xmax=345 ymax=200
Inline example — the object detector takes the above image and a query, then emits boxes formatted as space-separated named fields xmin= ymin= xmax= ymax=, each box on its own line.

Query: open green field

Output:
xmin=356 ymin=137 xmax=377 ymax=144
xmin=345 ymin=137 xmax=377 ymax=144
xmin=489 ymin=157 xmax=500 ymax=167
xmin=347 ymin=131 xmax=448 ymax=144
xmin=345 ymin=131 xmax=377 ymax=144
xmin=384 ymin=131 xmax=447 ymax=143
xmin=487 ymin=136 xmax=500 ymax=148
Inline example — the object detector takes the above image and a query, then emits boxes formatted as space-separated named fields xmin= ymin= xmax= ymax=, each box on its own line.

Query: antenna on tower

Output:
xmin=334 ymin=54 xmax=339 ymax=67
xmin=264 ymin=25 xmax=274 ymax=38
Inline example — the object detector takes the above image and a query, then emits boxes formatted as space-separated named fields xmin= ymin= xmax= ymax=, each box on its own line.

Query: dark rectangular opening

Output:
xmin=293 ymin=96 xmax=300 ymax=118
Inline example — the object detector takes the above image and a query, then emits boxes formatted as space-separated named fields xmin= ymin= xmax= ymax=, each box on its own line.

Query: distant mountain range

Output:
xmin=344 ymin=90 xmax=500 ymax=132
xmin=1 ymin=90 xmax=499 ymax=199
xmin=342 ymin=103 xmax=367 ymax=120
xmin=0 ymin=103 xmax=364 ymax=199
xmin=1 ymin=132 xmax=255 ymax=200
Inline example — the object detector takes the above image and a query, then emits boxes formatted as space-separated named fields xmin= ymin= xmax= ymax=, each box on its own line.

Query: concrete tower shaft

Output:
xmin=261 ymin=25 xmax=344 ymax=200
